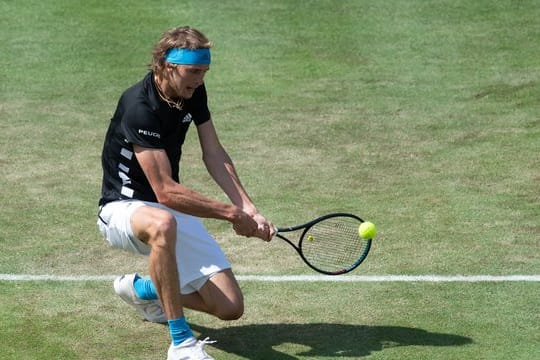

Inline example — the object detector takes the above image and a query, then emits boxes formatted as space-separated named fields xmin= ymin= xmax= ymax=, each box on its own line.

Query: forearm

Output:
xmin=203 ymin=151 xmax=258 ymax=216
xmin=202 ymin=147 xmax=274 ymax=241
xmin=158 ymin=181 xmax=241 ymax=222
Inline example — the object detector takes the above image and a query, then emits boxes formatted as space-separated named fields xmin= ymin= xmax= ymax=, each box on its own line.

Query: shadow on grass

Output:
xmin=191 ymin=323 xmax=473 ymax=359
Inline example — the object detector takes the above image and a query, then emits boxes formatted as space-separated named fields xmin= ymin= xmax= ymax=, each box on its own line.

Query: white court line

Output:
xmin=0 ymin=274 xmax=539 ymax=282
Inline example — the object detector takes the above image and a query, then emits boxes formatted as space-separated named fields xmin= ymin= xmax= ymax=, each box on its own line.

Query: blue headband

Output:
xmin=164 ymin=48 xmax=211 ymax=65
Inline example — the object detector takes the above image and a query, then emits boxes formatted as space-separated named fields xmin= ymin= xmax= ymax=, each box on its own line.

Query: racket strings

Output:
xmin=301 ymin=217 xmax=368 ymax=272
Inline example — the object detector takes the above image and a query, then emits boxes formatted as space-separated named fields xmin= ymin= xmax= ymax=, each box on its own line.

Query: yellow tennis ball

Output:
xmin=358 ymin=221 xmax=377 ymax=239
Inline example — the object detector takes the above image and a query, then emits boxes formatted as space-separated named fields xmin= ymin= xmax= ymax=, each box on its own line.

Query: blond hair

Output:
xmin=150 ymin=26 xmax=212 ymax=75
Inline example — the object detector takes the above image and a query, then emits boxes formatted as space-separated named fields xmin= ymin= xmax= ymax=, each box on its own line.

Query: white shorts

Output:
xmin=97 ymin=200 xmax=231 ymax=294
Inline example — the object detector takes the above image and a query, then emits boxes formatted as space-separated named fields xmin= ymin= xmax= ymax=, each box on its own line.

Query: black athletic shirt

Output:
xmin=99 ymin=72 xmax=211 ymax=206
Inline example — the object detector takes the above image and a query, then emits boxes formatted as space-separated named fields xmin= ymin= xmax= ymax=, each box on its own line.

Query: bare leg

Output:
xmin=131 ymin=206 xmax=184 ymax=319
xmin=131 ymin=206 xmax=243 ymax=322
xmin=181 ymin=269 xmax=244 ymax=320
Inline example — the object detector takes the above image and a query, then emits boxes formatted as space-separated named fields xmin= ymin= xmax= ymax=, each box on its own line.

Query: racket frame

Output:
xmin=275 ymin=213 xmax=372 ymax=275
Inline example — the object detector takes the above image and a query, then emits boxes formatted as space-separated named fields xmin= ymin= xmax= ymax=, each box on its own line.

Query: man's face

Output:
xmin=168 ymin=64 xmax=209 ymax=99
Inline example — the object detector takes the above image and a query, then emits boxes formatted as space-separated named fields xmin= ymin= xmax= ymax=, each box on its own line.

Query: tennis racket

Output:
xmin=274 ymin=213 xmax=372 ymax=275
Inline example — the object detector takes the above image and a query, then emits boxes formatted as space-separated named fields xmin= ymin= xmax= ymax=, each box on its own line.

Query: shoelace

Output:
xmin=194 ymin=338 xmax=217 ymax=360
xmin=198 ymin=337 xmax=217 ymax=345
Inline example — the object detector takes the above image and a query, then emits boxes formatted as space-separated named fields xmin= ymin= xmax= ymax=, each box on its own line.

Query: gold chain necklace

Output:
xmin=155 ymin=77 xmax=184 ymax=110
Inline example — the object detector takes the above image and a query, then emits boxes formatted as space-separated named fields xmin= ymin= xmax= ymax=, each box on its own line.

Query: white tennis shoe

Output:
xmin=113 ymin=273 xmax=167 ymax=324
xmin=167 ymin=337 xmax=216 ymax=360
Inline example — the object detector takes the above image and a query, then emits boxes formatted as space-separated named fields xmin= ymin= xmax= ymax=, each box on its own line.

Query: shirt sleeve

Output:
xmin=121 ymin=102 xmax=164 ymax=148
xmin=190 ymin=84 xmax=211 ymax=126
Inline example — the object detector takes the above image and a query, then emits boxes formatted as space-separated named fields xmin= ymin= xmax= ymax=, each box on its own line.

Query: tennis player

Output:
xmin=97 ymin=26 xmax=274 ymax=360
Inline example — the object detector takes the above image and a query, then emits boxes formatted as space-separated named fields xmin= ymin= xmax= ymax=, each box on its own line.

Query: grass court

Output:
xmin=1 ymin=0 xmax=539 ymax=359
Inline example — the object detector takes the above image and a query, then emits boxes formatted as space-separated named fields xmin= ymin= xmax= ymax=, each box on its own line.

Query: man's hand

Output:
xmin=252 ymin=213 xmax=275 ymax=242
xmin=231 ymin=208 xmax=274 ymax=241
xmin=231 ymin=210 xmax=259 ymax=237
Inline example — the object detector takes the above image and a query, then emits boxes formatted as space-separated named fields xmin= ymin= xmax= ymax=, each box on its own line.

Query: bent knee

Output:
xmin=151 ymin=213 xmax=176 ymax=238
xmin=133 ymin=208 xmax=177 ymax=247
xmin=216 ymin=302 xmax=244 ymax=321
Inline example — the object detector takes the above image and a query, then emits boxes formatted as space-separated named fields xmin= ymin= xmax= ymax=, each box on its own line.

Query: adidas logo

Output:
xmin=181 ymin=113 xmax=192 ymax=123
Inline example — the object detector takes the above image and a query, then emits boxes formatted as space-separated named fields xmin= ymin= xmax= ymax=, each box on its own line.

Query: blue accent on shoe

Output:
xmin=133 ymin=274 xmax=159 ymax=300
xmin=168 ymin=317 xmax=195 ymax=346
